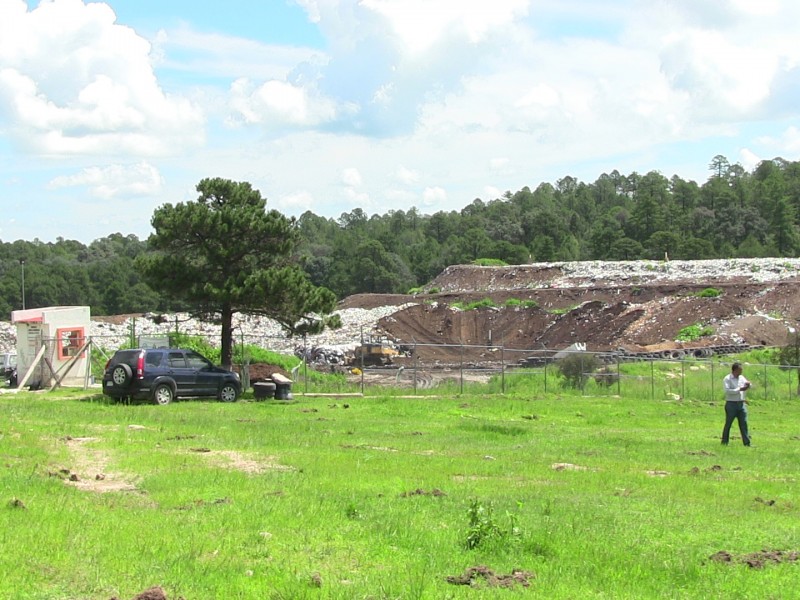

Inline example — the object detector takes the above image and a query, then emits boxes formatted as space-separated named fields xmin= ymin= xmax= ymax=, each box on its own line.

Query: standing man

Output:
xmin=721 ymin=362 xmax=751 ymax=446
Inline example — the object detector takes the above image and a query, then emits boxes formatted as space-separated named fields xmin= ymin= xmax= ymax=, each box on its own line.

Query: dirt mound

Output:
xmin=344 ymin=260 xmax=800 ymax=364
xmin=243 ymin=363 xmax=292 ymax=382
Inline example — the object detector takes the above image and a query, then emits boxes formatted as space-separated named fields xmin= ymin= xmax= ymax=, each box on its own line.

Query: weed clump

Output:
xmin=556 ymin=352 xmax=599 ymax=389
xmin=676 ymin=323 xmax=714 ymax=342
xmin=464 ymin=499 xmax=520 ymax=549
xmin=505 ymin=298 xmax=539 ymax=309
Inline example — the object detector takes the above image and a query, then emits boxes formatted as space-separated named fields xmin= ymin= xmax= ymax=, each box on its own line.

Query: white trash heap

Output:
xmin=0 ymin=305 xmax=410 ymax=357
xmin=2 ymin=258 xmax=800 ymax=356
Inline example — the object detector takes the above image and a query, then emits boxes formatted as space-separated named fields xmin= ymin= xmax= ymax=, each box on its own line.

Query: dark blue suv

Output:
xmin=102 ymin=348 xmax=241 ymax=405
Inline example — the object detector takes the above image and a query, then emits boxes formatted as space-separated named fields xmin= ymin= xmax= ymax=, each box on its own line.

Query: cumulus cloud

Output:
xmin=738 ymin=148 xmax=761 ymax=172
xmin=422 ymin=186 xmax=447 ymax=207
xmin=341 ymin=167 xmax=363 ymax=187
xmin=152 ymin=26 xmax=325 ymax=81
xmin=754 ymin=126 xmax=800 ymax=155
xmin=228 ymin=78 xmax=349 ymax=127
xmin=48 ymin=161 xmax=164 ymax=199
xmin=0 ymin=0 xmax=203 ymax=156
xmin=360 ymin=0 xmax=529 ymax=54
xmin=4 ymin=0 xmax=800 ymax=243
xmin=395 ymin=165 xmax=419 ymax=184
xmin=276 ymin=190 xmax=316 ymax=213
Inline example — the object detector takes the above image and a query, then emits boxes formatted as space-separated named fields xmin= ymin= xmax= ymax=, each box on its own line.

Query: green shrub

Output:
xmin=548 ymin=304 xmax=580 ymax=315
xmin=464 ymin=499 xmax=520 ymax=550
xmin=452 ymin=298 xmax=497 ymax=311
xmin=694 ymin=288 xmax=722 ymax=298
xmin=505 ymin=298 xmax=539 ymax=309
xmin=556 ymin=352 xmax=599 ymax=389
xmin=675 ymin=323 xmax=715 ymax=342
xmin=472 ymin=258 xmax=508 ymax=267
xmin=170 ymin=332 xmax=220 ymax=363
xmin=593 ymin=367 xmax=619 ymax=388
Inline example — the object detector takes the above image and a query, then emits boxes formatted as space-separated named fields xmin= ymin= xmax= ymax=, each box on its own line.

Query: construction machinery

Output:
xmin=352 ymin=335 xmax=399 ymax=366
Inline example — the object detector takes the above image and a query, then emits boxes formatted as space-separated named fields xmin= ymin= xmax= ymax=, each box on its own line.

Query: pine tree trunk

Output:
xmin=221 ymin=305 xmax=234 ymax=370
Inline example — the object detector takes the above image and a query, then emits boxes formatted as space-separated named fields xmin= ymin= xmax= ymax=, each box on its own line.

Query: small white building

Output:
xmin=11 ymin=306 xmax=91 ymax=389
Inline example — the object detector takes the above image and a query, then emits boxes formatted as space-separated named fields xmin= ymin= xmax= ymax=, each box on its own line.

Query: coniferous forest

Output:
xmin=1 ymin=155 xmax=799 ymax=318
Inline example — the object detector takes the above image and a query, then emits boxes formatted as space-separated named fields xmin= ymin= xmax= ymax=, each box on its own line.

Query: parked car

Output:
xmin=102 ymin=348 xmax=241 ymax=405
xmin=2 ymin=352 xmax=17 ymax=387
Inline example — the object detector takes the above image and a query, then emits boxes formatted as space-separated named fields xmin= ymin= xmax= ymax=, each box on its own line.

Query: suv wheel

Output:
xmin=111 ymin=364 xmax=133 ymax=387
xmin=219 ymin=383 xmax=239 ymax=403
xmin=153 ymin=383 xmax=174 ymax=405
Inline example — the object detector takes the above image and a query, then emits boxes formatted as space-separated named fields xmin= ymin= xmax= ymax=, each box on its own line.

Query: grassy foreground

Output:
xmin=0 ymin=388 xmax=798 ymax=599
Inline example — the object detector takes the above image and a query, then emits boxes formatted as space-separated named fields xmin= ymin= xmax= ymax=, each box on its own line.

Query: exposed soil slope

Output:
xmin=340 ymin=259 xmax=800 ymax=363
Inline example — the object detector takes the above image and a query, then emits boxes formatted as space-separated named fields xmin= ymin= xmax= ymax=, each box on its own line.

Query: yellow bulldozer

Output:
xmin=352 ymin=335 xmax=399 ymax=366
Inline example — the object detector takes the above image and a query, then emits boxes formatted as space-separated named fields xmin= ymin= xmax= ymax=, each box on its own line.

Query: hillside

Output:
xmin=2 ymin=259 xmax=799 ymax=366
xmin=342 ymin=258 xmax=800 ymax=364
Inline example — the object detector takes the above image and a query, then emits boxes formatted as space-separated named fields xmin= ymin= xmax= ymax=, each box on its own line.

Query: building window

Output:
xmin=56 ymin=327 xmax=85 ymax=360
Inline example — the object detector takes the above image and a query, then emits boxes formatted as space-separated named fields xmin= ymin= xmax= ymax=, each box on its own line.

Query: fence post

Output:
xmin=711 ymin=360 xmax=715 ymax=403
xmin=414 ymin=345 xmax=418 ymax=395
xmin=763 ymin=362 xmax=767 ymax=401
xmin=501 ymin=345 xmax=505 ymax=394
xmin=303 ymin=334 xmax=308 ymax=394
xmin=651 ymin=360 xmax=654 ymax=401
xmin=544 ymin=356 xmax=547 ymax=394
xmin=681 ymin=359 xmax=686 ymax=401
xmin=616 ymin=354 xmax=621 ymax=396
xmin=460 ymin=341 xmax=464 ymax=395
xmin=581 ymin=352 xmax=585 ymax=397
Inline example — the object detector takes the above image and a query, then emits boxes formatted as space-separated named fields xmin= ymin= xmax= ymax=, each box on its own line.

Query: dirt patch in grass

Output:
xmin=59 ymin=436 xmax=138 ymax=493
xmin=709 ymin=549 xmax=800 ymax=569
xmin=196 ymin=449 xmax=295 ymax=474
xmin=551 ymin=462 xmax=590 ymax=471
xmin=646 ymin=470 xmax=670 ymax=477
xmin=399 ymin=488 xmax=447 ymax=497
xmin=446 ymin=565 xmax=535 ymax=588
xmin=109 ymin=585 xmax=184 ymax=600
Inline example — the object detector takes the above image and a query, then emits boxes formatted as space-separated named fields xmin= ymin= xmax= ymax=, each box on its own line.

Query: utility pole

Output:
xmin=20 ymin=259 xmax=25 ymax=310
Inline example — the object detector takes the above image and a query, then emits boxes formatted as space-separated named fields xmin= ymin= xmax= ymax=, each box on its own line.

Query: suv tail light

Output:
xmin=136 ymin=351 xmax=145 ymax=379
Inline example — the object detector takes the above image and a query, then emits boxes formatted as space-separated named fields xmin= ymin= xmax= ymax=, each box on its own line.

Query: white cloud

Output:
xmin=276 ymin=190 xmax=316 ymax=213
xmin=4 ymin=0 xmax=800 ymax=243
xmin=754 ymin=126 xmax=800 ymax=155
xmin=341 ymin=167 xmax=363 ymax=187
xmin=484 ymin=185 xmax=502 ymax=199
xmin=738 ymin=148 xmax=761 ymax=172
xmin=344 ymin=186 xmax=370 ymax=205
xmin=659 ymin=30 xmax=775 ymax=116
xmin=422 ymin=186 xmax=447 ymax=207
xmin=489 ymin=158 xmax=510 ymax=172
xmin=152 ymin=26 xmax=326 ymax=81
xmin=48 ymin=161 xmax=164 ymax=199
xmin=360 ymin=0 xmax=529 ymax=54
xmin=228 ymin=78 xmax=345 ymax=126
xmin=0 ymin=0 xmax=203 ymax=156
xmin=395 ymin=165 xmax=418 ymax=184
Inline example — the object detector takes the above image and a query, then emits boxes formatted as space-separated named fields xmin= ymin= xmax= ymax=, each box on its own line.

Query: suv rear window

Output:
xmin=114 ymin=350 xmax=142 ymax=368
xmin=145 ymin=351 xmax=164 ymax=367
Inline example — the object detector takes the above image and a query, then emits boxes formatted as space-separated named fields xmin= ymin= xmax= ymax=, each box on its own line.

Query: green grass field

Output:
xmin=1 ymin=385 xmax=798 ymax=599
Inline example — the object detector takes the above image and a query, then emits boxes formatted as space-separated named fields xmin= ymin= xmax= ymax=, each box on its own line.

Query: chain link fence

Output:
xmin=83 ymin=322 xmax=800 ymax=401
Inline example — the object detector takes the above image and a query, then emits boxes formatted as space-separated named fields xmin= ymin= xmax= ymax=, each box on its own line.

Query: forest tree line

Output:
xmin=1 ymin=155 xmax=799 ymax=318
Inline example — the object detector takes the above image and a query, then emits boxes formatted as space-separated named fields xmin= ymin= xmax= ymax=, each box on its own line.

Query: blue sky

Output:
xmin=2 ymin=0 xmax=800 ymax=243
